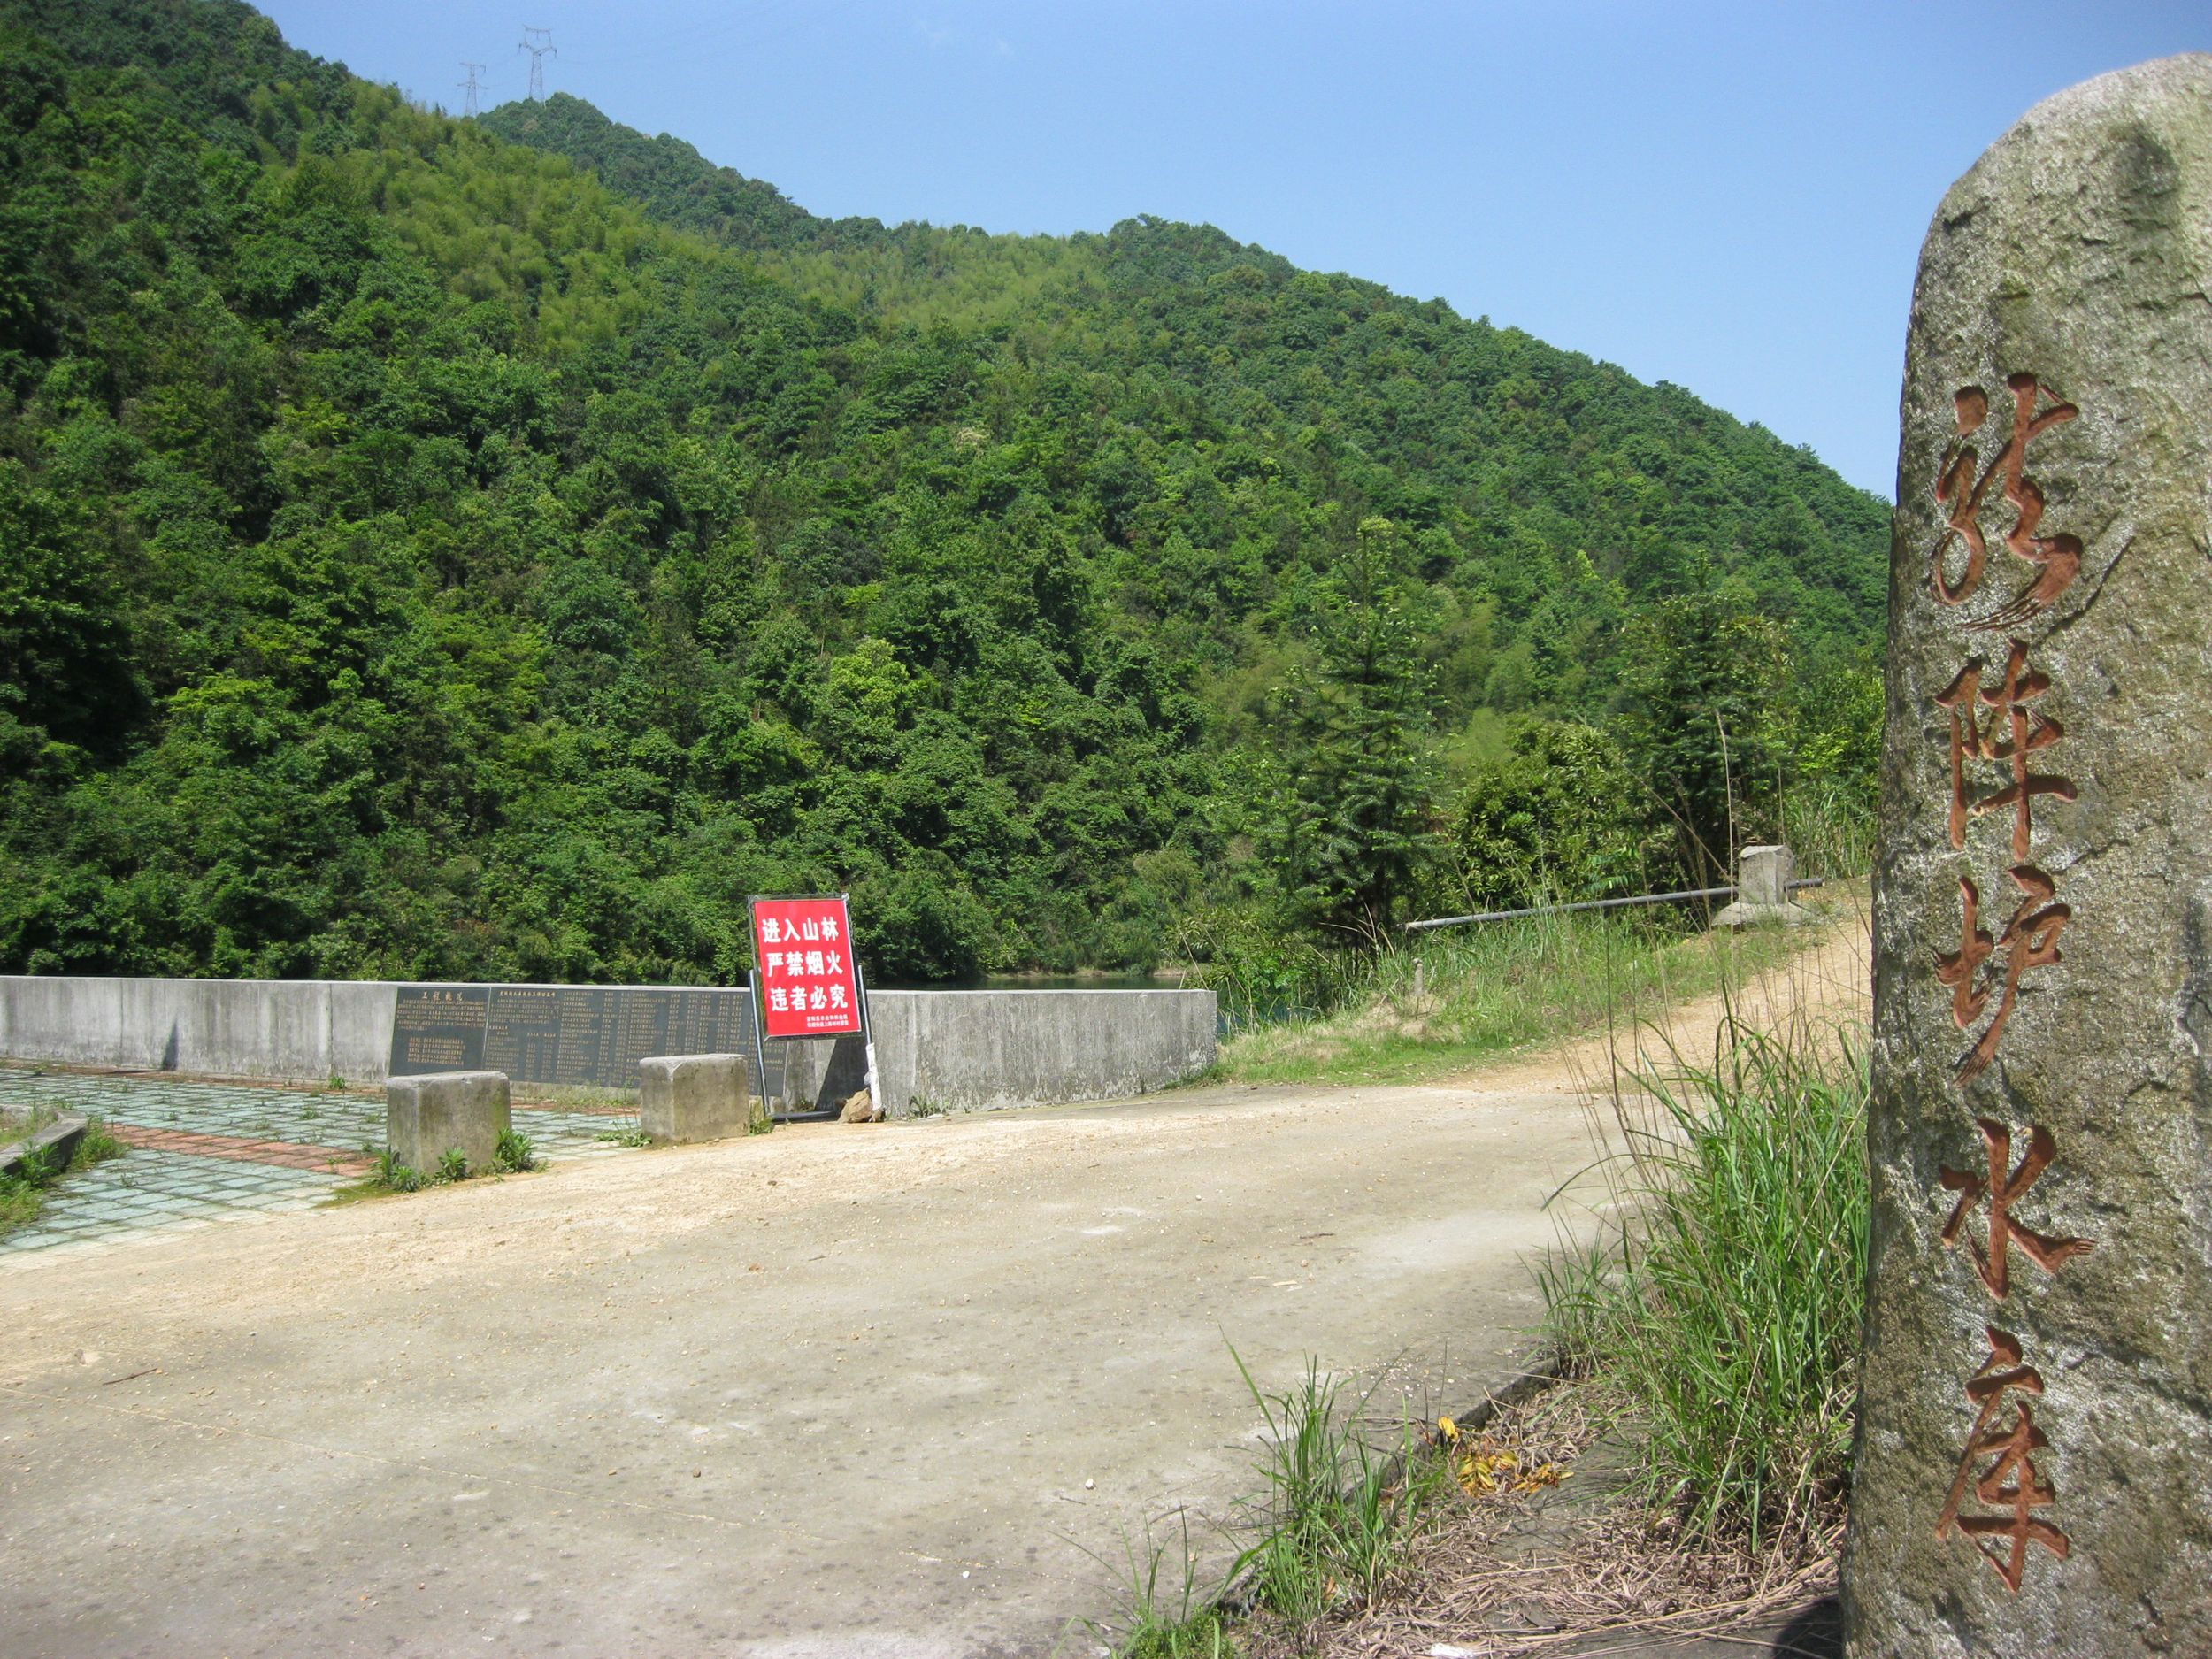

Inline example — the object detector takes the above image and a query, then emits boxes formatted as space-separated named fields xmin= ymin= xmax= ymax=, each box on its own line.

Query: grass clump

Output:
xmin=1230 ymin=1351 xmax=1441 ymax=1621
xmin=1085 ymin=1351 xmax=1442 ymax=1657
xmin=1087 ymin=1513 xmax=1240 ymax=1659
xmin=595 ymin=1125 xmax=653 ymax=1148
xmin=0 ymin=1177 xmax=39 ymax=1232
xmin=1539 ymin=1021 xmax=1869 ymax=1557
xmin=363 ymin=1133 xmax=530 ymax=1194
xmin=0 ymin=1115 xmax=127 ymax=1235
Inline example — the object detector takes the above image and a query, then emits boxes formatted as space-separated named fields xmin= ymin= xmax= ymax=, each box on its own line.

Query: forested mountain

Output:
xmin=0 ymin=0 xmax=1887 ymax=987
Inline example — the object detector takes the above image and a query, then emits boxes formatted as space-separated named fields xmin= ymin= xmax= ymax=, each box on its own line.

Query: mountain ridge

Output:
xmin=0 ymin=0 xmax=1886 ymax=984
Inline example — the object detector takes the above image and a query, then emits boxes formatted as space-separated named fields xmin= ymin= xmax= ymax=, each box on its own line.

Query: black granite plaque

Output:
xmin=388 ymin=982 xmax=776 ymax=1092
xmin=388 ymin=986 xmax=488 ymax=1074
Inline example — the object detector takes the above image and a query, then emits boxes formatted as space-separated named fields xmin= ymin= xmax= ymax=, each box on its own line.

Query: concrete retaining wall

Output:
xmin=0 ymin=976 xmax=1216 ymax=1115
xmin=869 ymin=990 xmax=1217 ymax=1116
xmin=0 ymin=976 xmax=399 ymax=1085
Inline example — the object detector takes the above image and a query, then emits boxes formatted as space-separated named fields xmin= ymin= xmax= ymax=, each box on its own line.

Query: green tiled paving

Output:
xmin=0 ymin=1069 xmax=639 ymax=1161
xmin=0 ymin=1069 xmax=647 ymax=1259
xmin=1 ymin=1147 xmax=342 ymax=1257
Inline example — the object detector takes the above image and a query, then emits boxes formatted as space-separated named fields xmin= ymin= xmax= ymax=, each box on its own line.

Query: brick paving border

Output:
xmin=109 ymin=1125 xmax=373 ymax=1177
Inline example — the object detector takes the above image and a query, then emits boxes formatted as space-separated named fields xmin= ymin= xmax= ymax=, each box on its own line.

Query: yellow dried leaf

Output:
xmin=1511 ymin=1462 xmax=1567 ymax=1493
xmin=1455 ymin=1439 xmax=1522 ymax=1495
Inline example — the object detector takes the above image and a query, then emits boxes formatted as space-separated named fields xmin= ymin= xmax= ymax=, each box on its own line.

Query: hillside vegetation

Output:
xmin=0 ymin=0 xmax=1886 ymax=987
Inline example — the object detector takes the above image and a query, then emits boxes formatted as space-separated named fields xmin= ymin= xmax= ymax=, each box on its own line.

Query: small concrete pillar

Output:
xmin=385 ymin=1070 xmax=511 ymax=1175
xmin=638 ymin=1052 xmax=753 ymax=1144
xmin=1712 ymin=844 xmax=1813 ymax=928
xmin=1740 ymin=843 xmax=1793 ymax=906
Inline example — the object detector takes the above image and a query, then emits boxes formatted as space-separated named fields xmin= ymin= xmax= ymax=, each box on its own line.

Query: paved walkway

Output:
xmin=0 ymin=1070 xmax=641 ymax=1259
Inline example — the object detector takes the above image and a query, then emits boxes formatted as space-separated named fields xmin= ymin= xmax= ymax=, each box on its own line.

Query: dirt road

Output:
xmin=0 ymin=927 xmax=1867 ymax=1658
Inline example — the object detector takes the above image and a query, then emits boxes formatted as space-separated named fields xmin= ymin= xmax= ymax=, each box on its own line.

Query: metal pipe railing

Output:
xmin=1401 ymin=877 xmax=1825 ymax=933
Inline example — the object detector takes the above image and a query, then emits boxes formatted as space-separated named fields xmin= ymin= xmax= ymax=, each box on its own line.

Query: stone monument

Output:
xmin=1844 ymin=57 xmax=2212 ymax=1655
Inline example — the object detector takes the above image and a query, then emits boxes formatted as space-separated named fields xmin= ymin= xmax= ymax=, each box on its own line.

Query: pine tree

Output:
xmin=1271 ymin=518 xmax=1436 ymax=943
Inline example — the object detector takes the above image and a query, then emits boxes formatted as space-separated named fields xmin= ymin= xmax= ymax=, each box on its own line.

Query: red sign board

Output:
xmin=750 ymin=895 xmax=864 ymax=1039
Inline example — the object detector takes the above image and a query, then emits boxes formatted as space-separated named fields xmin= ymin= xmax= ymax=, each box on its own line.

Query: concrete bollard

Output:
xmin=1712 ymin=844 xmax=1814 ymax=928
xmin=1739 ymin=843 xmax=1793 ymax=907
xmin=385 ymin=1070 xmax=511 ymax=1176
xmin=637 ymin=1052 xmax=753 ymax=1144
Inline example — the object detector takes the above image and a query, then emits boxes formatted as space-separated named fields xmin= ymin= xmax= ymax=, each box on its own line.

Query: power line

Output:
xmin=517 ymin=26 xmax=556 ymax=102
xmin=457 ymin=61 xmax=487 ymax=116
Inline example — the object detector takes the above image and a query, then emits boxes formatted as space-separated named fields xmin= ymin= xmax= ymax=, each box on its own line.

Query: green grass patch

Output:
xmin=338 ymin=1131 xmax=538 ymax=1203
xmin=1213 ymin=904 xmax=1831 ymax=1088
xmin=1087 ymin=1350 xmax=1441 ymax=1658
xmin=0 ymin=1114 xmax=127 ymax=1237
xmin=321 ymin=1177 xmax=402 ymax=1209
xmin=1084 ymin=1513 xmax=1240 ymax=1659
xmin=1229 ymin=1350 xmax=1442 ymax=1621
xmin=0 ymin=1177 xmax=41 ymax=1233
xmin=1538 ymin=1022 xmax=1869 ymax=1555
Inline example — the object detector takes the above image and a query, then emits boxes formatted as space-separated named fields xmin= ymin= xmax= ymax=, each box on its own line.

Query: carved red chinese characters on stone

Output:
xmin=1936 ymin=1327 xmax=2071 ymax=1593
xmin=1914 ymin=368 xmax=2093 ymax=1600
xmin=1937 ymin=867 xmax=2070 ymax=1080
xmin=1939 ymin=1118 xmax=2094 ymax=1299
xmin=1933 ymin=640 xmax=2077 ymax=860
xmin=1931 ymin=373 xmax=2081 ymax=621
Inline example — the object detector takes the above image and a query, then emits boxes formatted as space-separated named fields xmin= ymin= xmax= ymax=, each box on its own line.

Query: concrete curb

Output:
xmin=1 ymin=1113 xmax=88 ymax=1180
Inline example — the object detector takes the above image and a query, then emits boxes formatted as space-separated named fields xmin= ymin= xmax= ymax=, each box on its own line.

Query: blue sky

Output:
xmin=260 ymin=1 xmax=2208 ymax=498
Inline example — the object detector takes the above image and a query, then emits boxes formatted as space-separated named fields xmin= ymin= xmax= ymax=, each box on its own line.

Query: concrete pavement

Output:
xmin=1 ymin=1071 xmax=1607 ymax=1657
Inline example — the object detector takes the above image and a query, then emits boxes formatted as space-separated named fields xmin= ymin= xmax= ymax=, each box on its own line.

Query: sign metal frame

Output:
xmin=746 ymin=892 xmax=880 ymax=1117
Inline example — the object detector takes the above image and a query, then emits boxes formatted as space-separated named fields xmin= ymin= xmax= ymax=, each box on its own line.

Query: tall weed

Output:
xmin=1779 ymin=779 xmax=1877 ymax=881
xmin=1084 ymin=1511 xmax=1235 ymax=1659
xmin=1541 ymin=1023 xmax=1868 ymax=1555
xmin=1229 ymin=1350 xmax=1440 ymax=1620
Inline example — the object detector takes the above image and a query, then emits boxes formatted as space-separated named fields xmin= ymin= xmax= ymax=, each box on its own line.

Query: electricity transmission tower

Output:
xmin=457 ymin=61 xmax=487 ymax=116
xmin=518 ymin=27 xmax=555 ymax=101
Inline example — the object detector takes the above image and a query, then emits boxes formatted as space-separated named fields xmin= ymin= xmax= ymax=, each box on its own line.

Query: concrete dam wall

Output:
xmin=0 ymin=975 xmax=1217 ymax=1117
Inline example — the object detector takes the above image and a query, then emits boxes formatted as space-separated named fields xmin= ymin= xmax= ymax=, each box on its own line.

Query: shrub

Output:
xmin=69 ymin=1118 xmax=124 ymax=1171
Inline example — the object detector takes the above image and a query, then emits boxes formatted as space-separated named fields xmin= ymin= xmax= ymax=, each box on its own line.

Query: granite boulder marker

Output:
xmin=1844 ymin=56 xmax=2212 ymax=1655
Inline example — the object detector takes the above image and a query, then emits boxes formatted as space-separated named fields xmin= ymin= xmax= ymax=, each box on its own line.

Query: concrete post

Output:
xmin=637 ymin=1053 xmax=753 ymax=1144
xmin=1712 ymin=843 xmax=1813 ymax=928
xmin=1738 ymin=844 xmax=1793 ymax=907
xmin=385 ymin=1070 xmax=510 ymax=1176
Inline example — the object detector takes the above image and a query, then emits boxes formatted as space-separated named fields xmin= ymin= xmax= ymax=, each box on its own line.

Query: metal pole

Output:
xmin=847 ymin=890 xmax=883 ymax=1115
xmin=744 ymin=968 xmax=775 ymax=1117
xmin=1402 ymin=877 xmax=1825 ymax=933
